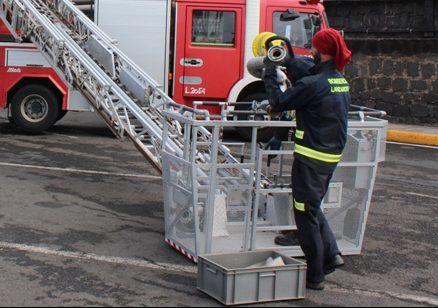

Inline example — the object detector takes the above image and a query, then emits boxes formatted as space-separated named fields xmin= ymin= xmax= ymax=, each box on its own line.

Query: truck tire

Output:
xmin=235 ymin=92 xmax=276 ymax=142
xmin=10 ymin=84 xmax=61 ymax=134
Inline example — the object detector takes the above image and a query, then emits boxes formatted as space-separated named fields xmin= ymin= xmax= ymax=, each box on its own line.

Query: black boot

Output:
xmin=324 ymin=254 xmax=345 ymax=275
xmin=274 ymin=231 xmax=300 ymax=246
xmin=306 ymin=280 xmax=325 ymax=291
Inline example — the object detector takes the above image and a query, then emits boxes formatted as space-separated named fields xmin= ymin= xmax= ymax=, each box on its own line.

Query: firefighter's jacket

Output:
xmin=263 ymin=60 xmax=351 ymax=174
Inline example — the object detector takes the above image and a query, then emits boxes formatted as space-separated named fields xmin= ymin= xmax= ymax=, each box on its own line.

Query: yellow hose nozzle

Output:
xmin=252 ymin=32 xmax=291 ymax=63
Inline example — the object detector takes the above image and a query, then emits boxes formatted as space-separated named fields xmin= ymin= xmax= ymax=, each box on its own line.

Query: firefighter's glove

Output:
xmin=257 ymin=100 xmax=282 ymax=118
xmin=264 ymin=136 xmax=282 ymax=165
xmin=256 ymin=100 xmax=271 ymax=112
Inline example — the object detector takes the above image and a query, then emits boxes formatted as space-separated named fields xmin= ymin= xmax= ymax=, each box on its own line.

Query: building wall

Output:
xmin=324 ymin=0 xmax=438 ymax=124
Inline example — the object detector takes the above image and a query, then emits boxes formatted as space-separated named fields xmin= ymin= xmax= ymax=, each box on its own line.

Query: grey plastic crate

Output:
xmin=197 ymin=250 xmax=307 ymax=305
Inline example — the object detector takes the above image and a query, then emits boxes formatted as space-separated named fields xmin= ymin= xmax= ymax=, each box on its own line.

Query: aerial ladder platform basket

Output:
xmin=161 ymin=104 xmax=388 ymax=261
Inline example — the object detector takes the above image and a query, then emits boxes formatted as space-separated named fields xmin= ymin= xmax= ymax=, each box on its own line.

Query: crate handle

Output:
xmin=206 ymin=266 xmax=217 ymax=275
xmin=259 ymin=272 xmax=276 ymax=278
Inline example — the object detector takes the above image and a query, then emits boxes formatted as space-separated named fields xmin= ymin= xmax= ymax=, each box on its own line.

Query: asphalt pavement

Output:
xmin=0 ymin=110 xmax=437 ymax=306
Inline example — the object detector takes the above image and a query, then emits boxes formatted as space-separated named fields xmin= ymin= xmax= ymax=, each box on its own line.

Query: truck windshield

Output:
xmin=273 ymin=11 xmax=322 ymax=50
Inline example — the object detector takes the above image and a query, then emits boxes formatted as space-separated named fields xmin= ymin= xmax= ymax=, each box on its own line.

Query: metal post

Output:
xmin=242 ymin=126 xmax=259 ymax=251
xmin=250 ymin=147 xmax=264 ymax=250
xmin=191 ymin=124 xmax=201 ymax=257
xmin=204 ymin=125 xmax=221 ymax=253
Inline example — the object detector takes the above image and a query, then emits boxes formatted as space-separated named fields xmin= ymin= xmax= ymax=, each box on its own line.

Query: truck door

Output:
xmin=173 ymin=4 xmax=244 ymax=107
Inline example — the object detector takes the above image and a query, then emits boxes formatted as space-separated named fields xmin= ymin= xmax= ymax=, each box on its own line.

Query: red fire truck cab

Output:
xmin=0 ymin=0 xmax=328 ymax=135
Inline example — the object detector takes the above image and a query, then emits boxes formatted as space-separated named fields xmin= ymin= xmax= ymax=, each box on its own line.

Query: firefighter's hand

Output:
xmin=258 ymin=100 xmax=284 ymax=118
xmin=257 ymin=100 xmax=281 ymax=117
xmin=257 ymin=100 xmax=271 ymax=112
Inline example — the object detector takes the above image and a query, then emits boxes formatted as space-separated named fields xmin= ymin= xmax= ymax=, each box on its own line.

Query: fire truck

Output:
xmin=0 ymin=0 xmax=328 ymax=138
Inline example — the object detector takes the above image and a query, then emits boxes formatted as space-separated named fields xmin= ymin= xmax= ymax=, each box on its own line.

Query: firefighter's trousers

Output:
xmin=292 ymin=159 xmax=341 ymax=283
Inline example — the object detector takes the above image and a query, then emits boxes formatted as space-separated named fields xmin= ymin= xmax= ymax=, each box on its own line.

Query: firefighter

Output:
xmin=262 ymin=28 xmax=352 ymax=291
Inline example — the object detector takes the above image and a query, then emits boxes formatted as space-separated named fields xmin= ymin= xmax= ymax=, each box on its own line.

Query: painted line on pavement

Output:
xmin=407 ymin=192 xmax=438 ymax=200
xmin=327 ymin=284 xmax=438 ymax=306
xmin=386 ymin=141 xmax=438 ymax=150
xmin=51 ymin=133 xmax=80 ymax=139
xmin=0 ymin=162 xmax=162 ymax=180
xmin=0 ymin=241 xmax=196 ymax=274
xmin=387 ymin=130 xmax=438 ymax=147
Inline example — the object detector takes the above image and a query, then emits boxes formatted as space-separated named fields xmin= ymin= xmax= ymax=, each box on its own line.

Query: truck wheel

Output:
xmin=10 ymin=85 xmax=61 ymax=133
xmin=235 ymin=92 xmax=276 ymax=142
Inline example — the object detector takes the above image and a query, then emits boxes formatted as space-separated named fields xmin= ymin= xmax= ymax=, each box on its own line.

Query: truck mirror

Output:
xmin=280 ymin=9 xmax=301 ymax=21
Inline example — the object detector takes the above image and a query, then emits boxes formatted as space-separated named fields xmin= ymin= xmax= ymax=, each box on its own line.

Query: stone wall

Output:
xmin=324 ymin=0 xmax=438 ymax=124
